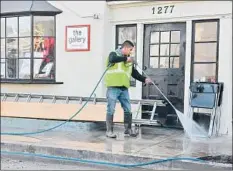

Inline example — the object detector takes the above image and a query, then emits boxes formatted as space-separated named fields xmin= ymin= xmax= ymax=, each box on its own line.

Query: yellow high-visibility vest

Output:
xmin=104 ymin=50 xmax=132 ymax=88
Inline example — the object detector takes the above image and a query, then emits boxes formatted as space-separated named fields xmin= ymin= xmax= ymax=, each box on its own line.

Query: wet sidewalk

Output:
xmin=1 ymin=117 xmax=232 ymax=170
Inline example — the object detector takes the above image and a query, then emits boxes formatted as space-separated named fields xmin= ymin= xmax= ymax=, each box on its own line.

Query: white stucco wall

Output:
xmin=218 ymin=16 xmax=232 ymax=136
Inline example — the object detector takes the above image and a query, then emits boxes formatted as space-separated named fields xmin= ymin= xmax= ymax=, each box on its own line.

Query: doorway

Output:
xmin=142 ymin=23 xmax=186 ymax=127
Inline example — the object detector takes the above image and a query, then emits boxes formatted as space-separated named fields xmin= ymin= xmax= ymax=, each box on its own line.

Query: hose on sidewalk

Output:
xmin=1 ymin=150 xmax=206 ymax=168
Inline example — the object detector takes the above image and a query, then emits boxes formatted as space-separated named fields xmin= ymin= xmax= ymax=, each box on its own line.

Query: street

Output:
xmin=1 ymin=154 xmax=126 ymax=170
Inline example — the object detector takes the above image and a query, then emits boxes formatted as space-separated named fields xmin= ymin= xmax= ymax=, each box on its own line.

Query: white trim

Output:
xmin=109 ymin=13 xmax=232 ymax=24
xmin=107 ymin=1 xmax=185 ymax=8
xmin=134 ymin=23 xmax=144 ymax=98
xmin=183 ymin=20 xmax=192 ymax=117
xmin=107 ymin=1 xmax=144 ymax=6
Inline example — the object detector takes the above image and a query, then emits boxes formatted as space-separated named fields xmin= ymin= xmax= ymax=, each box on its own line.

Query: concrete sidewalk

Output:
xmin=1 ymin=117 xmax=232 ymax=170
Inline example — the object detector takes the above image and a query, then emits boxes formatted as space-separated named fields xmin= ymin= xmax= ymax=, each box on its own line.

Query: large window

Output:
xmin=1 ymin=15 xmax=56 ymax=83
xmin=191 ymin=20 xmax=219 ymax=82
xmin=115 ymin=24 xmax=137 ymax=87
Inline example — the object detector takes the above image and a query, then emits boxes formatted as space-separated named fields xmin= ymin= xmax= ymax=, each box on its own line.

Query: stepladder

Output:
xmin=1 ymin=93 xmax=165 ymax=126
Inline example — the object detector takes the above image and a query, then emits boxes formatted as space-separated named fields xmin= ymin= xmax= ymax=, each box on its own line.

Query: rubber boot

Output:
xmin=106 ymin=114 xmax=117 ymax=138
xmin=124 ymin=113 xmax=138 ymax=137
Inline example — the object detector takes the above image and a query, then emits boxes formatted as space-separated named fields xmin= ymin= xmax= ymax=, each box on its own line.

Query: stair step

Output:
xmin=142 ymin=110 xmax=153 ymax=114
xmin=166 ymin=114 xmax=178 ymax=121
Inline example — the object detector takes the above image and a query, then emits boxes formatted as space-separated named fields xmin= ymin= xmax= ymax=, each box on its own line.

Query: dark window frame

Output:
xmin=115 ymin=24 xmax=137 ymax=87
xmin=190 ymin=19 xmax=220 ymax=83
xmin=1 ymin=14 xmax=59 ymax=84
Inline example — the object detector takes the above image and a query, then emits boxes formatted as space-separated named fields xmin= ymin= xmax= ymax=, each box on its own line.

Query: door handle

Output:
xmin=143 ymin=66 xmax=147 ymax=70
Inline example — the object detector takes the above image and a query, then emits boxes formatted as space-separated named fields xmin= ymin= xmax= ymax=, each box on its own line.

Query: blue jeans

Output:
xmin=106 ymin=87 xmax=131 ymax=116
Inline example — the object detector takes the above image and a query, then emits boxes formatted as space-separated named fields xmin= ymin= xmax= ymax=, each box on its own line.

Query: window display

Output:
xmin=1 ymin=16 xmax=56 ymax=82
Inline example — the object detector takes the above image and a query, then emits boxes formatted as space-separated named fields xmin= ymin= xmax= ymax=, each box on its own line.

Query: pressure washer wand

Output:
xmin=134 ymin=63 xmax=177 ymax=111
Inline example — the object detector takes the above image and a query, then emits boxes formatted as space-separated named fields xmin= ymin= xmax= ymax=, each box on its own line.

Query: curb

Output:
xmin=1 ymin=141 xmax=232 ymax=170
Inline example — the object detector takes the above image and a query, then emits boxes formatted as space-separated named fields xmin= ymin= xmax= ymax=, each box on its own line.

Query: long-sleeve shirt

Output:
xmin=108 ymin=51 xmax=146 ymax=83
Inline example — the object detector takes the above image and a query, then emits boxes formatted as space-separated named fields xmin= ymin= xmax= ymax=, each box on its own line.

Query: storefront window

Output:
xmin=34 ymin=16 xmax=55 ymax=36
xmin=1 ymin=15 xmax=56 ymax=82
xmin=192 ymin=20 xmax=219 ymax=83
xmin=19 ymin=16 xmax=31 ymax=37
xmin=116 ymin=24 xmax=137 ymax=87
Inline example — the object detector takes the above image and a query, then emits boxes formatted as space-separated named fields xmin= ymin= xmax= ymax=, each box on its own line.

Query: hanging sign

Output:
xmin=65 ymin=25 xmax=90 ymax=52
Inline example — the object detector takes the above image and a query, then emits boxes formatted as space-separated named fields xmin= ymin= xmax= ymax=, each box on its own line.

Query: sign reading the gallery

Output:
xmin=65 ymin=25 xmax=90 ymax=52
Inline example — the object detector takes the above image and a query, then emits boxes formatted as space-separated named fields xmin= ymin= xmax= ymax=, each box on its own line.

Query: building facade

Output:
xmin=1 ymin=1 xmax=232 ymax=136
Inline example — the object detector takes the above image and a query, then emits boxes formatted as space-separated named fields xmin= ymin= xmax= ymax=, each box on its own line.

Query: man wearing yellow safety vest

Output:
xmin=104 ymin=40 xmax=153 ymax=138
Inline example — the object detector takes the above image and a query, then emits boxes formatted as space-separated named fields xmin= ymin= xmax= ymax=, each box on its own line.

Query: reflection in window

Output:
xmin=19 ymin=16 xmax=31 ymax=37
xmin=116 ymin=24 xmax=137 ymax=87
xmin=170 ymin=57 xmax=179 ymax=68
xmin=194 ymin=43 xmax=217 ymax=62
xmin=117 ymin=26 xmax=136 ymax=45
xmin=19 ymin=59 xmax=30 ymax=79
xmin=34 ymin=16 xmax=55 ymax=36
xmin=6 ymin=17 xmax=18 ymax=37
xmin=19 ymin=38 xmax=31 ymax=57
xmin=195 ymin=22 xmax=218 ymax=42
xmin=150 ymin=57 xmax=159 ymax=68
xmin=193 ymin=64 xmax=216 ymax=82
xmin=150 ymin=32 xmax=159 ymax=43
xmin=160 ymin=32 xmax=170 ymax=43
xmin=149 ymin=30 xmax=181 ymax=69
xmin=1 ymin=15 xmax=56 ymax=81
xmin=159 ymin=57 xmax=169 ymax=68
xmin=160 ymin=44 xmax=169 ymax=56
xmin=6 ymin=56 xmax=17 ymax=79
xmin=6 ymin=38 xmax=18 ymax=56
xmin=150 ymin=45 xmax=159 ymax=56
xmin=171 ymin=31 xmax=180 ymax=43
xmin=192 ymin=20 xmax=219 ymax=83
xmin=170 ymin=44 xmax=180 ymax=56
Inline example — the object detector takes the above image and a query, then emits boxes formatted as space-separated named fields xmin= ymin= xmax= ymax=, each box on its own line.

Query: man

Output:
xmin=104 ymin=40 xmax=153 ymax=138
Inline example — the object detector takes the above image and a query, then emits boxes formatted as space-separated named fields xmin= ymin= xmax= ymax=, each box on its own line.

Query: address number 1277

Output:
xmin=152 ymin=5 xmax=175 ymax=14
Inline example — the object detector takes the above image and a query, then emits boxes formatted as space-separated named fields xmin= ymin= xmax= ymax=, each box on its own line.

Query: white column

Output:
xmin=136 ymin=23 xmax=144 ymax=99
xmin=218 ymin=16 xmax=232 ymax=136
xmin=183 ymin=20 xmax=192 ymax=117
xmin=129 ymin=23 xmax=144 ymax=100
